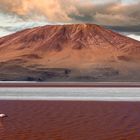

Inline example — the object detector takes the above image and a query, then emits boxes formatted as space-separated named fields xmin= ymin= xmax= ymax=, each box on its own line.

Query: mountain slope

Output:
xmin=0 ymin=24 xmax=140 ymax=81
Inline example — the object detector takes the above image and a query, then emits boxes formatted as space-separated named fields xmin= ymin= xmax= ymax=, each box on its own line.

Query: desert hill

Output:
xmin=0 ymin=24 xmax=139 ymax=81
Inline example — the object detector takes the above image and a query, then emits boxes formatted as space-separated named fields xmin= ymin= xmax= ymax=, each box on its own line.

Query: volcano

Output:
xmin=0 ymin=24 xmax=140 ymax=81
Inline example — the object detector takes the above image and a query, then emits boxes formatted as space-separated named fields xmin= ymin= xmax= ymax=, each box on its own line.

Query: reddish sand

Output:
xmin=0 ymin=100 xmax=140 ymax=140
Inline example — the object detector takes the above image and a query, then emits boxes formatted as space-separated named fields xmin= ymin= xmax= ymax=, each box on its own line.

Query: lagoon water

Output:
xmin=1 ymin=100 xmax=140 ymax=140
xmin=0 ymin=88 xmax=140 ymax=140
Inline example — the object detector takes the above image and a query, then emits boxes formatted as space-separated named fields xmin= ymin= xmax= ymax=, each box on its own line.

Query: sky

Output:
xmin=0 ymin=0 xmax=140 ymax=41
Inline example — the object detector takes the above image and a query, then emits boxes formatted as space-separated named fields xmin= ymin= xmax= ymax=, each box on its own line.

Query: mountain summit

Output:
xmin=0 ymin=24 xmax=140 ymax=81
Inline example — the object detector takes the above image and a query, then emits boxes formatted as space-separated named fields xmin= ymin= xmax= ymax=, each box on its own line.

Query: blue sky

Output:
xmin=0 ymin=0 xmax=140 ymax=41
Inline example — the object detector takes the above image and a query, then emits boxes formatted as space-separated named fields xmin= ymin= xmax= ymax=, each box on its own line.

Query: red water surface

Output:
xmin=0 ymin=100 xmax=140 ymax=140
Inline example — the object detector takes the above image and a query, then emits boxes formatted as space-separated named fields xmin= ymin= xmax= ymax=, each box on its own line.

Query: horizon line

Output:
xmin=0 ymin=82 xmax=140 ymax=88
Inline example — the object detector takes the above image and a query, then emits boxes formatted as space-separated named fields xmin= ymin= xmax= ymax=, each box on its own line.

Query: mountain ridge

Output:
xmin=0 ymin=24 xmax=139 ymax=81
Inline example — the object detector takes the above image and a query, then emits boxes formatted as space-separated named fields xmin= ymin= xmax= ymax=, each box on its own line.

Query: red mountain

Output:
xmin=0 ymin=24 xmax=139 ymax=81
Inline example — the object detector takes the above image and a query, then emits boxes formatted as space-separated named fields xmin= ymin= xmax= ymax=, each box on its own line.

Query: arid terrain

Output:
xmin=0 ymin=24 xmax=140 ymax=81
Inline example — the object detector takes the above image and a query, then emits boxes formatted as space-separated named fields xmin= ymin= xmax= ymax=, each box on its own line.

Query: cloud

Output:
xmin=0 ymin=21 xmax=48 ymax=37
xmin=0 ymin=13 xmax=47 ymax=37
xmin=0 ymin=0 xmax=78 ymax=22
xmin=0 ymin=0 xmax=140 ymax=40
xmin=127 ymin=34 xmax=140 ymax=41
xmin=0 ymin=0 xmax=139 ymax=26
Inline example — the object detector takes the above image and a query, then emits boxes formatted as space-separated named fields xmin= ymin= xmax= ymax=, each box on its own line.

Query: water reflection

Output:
xmin=0 ymin=120 xmax=5 ymax=137
xmin=0 ymin=120 xmax=4 ymax=128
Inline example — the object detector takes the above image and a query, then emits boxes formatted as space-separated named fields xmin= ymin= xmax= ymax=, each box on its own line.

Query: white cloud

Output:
xmin=127 ymin=34 xmax=140 ymax=41
xmin=0 ymin=13 xmax=48 ymax=37
xmin=0 ymin=0 xmax=140 ymax=38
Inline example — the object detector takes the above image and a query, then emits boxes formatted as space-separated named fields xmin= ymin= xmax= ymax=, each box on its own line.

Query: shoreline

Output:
xmin=0 ymin=82 xmax=140 ymax=88
xmin=1 ymin=97 xmax=140 ymax=102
